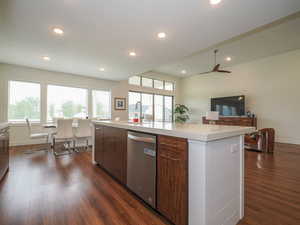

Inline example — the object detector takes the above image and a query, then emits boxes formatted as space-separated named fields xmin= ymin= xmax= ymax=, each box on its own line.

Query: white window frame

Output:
xmin=128 ymin=76 xmax=142 ymax=86
xmin=91 ymin=89 xmax=112 ymax=119
xmin=8 ymin=80 xmax=42 ymax=123
xmin=46 ymin=84 xmax=89 ymax=121
xmin=141 ymin=77 xmax=154 ymax=88
xmin=128 ymin=75 xmax=175 ymax=91
xmin=128 ymin=91 xmax=174 ymax=122
xmin=164 ymin=81 xmax=174 ymax=91
xmin=153 ymin=79 xmax=164 ymax=90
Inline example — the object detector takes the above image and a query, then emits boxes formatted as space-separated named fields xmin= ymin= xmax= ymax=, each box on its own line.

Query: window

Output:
xmin=129 ymin=76 xmax=141 ymax=86
xmin=47 ymin=85 xmax=88 ymax=120
xmin=92 ymin=90 xmax=111 ymax=119
xmin=8 ymin=81 xmax=41 ymax=122
xmin=164 ymin=81 xmax=174 ymax=91
xmin=142 ymin=93 xmax=153 ymax=120
xmin=129 ymin=91 xmax=173 ymax=122
xmin=142 ymin=77 xmax=153 ymax=88
xmin=154 ymin=95 xmax=163 ymax=121
xmin=128 ymin=92 xmax=141 ymax=120
xmin=128 ymin=76 xmax=175 ymax=91
xmin=164 ymin=96 xmax=173 ymax=122
xmin=154 ymin=80 xmax=164 ymax=89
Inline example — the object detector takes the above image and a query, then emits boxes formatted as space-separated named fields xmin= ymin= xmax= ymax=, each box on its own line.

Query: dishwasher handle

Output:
xmin=128 ymin=133 xmax=156 ymax=144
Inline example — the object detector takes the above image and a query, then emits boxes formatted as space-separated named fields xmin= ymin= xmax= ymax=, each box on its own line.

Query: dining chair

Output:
xmin=52 ymin=119 xmax=75 ymax=156
xmin=74 ymin=119 xmax=91 ymax=152
xmin=53 ymin=117 xmax=64 ymax=125
xmin=25 ymin=118 xmax=50 ymax=154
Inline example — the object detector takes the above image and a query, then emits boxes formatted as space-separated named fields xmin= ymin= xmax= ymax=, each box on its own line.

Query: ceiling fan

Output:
xmin=194 ymin=49 xmax=231 ymax=75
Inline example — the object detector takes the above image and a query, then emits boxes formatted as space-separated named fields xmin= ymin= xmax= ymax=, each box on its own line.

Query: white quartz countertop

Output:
xmin=0 ymin=123 xmax=9 ymax=130
xmin=92 ymin=120 xmax=255 ymax=142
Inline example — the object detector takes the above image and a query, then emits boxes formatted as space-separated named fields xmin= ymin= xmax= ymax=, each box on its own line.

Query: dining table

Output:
xmin=42 ymin=123 xmax=79 ymax=129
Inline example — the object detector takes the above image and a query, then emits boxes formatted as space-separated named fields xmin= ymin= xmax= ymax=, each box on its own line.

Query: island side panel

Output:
xmin=92 ymin=123 xmax=96 ymax=164
xmin=239 ymin=135 xmax=245 ymax=219
xmin=188 ymin=135 xmax=245 ymax=225
xmin=188 ymin=140 xmax=207 ymax=225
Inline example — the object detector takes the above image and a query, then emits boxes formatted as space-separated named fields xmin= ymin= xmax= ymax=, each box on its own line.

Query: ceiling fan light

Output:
xmin=210 ymin=0 xmax=222 ymax=5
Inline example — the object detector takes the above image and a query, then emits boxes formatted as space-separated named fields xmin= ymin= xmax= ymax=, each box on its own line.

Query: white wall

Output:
xmin=180 ymin=49 xmax=300 ymax=144
xmin=0 ymin=64 xmax=179 ymax=146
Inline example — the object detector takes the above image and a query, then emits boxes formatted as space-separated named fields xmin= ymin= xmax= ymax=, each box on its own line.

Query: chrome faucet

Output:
xmin=135 ymin=101 xmax=143 ymax=122
xmin=135 ymin=101 xmax=141 ymax=110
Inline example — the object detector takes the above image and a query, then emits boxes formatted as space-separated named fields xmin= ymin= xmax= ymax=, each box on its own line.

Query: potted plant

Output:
xmin=174 ymin=104 xmax=190 ymax=123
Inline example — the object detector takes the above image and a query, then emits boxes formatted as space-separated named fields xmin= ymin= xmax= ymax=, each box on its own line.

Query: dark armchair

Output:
xmin=244 ymin=128 xmax=275 ymax=153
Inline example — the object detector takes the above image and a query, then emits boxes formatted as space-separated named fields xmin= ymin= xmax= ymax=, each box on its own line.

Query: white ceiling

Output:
xmin=155 ymin=12 xmax=300 ymax=77
xmin=0 ymin=0 xmax=300 ymax=80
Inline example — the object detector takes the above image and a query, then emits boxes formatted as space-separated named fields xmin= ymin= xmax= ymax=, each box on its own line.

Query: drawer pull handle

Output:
xmin=128 ymin=134 xmax=156 ymax=144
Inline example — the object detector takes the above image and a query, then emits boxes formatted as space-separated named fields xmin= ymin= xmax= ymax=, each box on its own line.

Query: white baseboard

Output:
xmin=10 ymin=138 xmax=93 ymax=147
xmin=10 ymin=139 xmax=45 ymax=147
xmin=276 ymin=137 xmax=300 ymax=145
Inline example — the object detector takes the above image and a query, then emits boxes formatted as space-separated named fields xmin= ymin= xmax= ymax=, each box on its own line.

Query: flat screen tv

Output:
xmin=211 ymin=95 xmax=245 ymax=116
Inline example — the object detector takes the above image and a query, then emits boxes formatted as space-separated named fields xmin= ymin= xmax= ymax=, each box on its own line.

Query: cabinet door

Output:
xmin=0 ymin=131 xmax=4 ymax=178
xmin=4 ymin=131 xmax=9 ymax=171
xmin=103 ymin=127 xmax=127 ymax=184
xmin=0 ymin=129 xmax=9 ymax=181
xmin=157 ymin=135 xmax=188 ymax=225
xmin=94 ymin=126 xmax=104 ymax=165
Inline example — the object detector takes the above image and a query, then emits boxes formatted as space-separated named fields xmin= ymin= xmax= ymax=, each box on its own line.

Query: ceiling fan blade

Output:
xmin=212 ymin=64 xmax=220 ymax=72
xmin=217 ymin=70 xmax=231 ymax=73
xmin=188 ymin=71 xmax=212 ymax=77
xmin=197 ymin=71 xmax=212 ymax=75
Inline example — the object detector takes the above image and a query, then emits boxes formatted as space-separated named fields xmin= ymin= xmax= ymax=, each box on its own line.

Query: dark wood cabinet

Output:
xmin=94 ymin=126 xmax=104 ymax=165
xmin=95 ymin=126 xmax=189 ymax=224
xmin=202 ymin=116 xmax=257 ymax=128
xmin=94 ymin=125 xmax=127 ymax=184
xmin=0 ymin=127 xmax=9 ymax=182
xmin=157 ymin=135 xmax=188 ymax=225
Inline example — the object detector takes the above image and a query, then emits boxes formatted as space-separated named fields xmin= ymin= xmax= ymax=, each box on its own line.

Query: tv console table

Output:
xmin=202 ymin=116 xmax=257 ymax=128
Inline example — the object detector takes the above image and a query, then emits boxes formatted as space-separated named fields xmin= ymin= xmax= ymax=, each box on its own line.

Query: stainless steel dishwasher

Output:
xmin=127 ymin=131 xmax=157 ymax=208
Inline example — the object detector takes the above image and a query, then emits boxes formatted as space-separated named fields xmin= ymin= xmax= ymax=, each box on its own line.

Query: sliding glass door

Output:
xmin=128 ymin=91 xmax=174 ymax=122
xmin=154 ymin=95 xmax=163 ymax=122
xmin=142 ymin=93 xmax=153 ymax=120
xmin=164 ymin=96 xmax=173 ymax=122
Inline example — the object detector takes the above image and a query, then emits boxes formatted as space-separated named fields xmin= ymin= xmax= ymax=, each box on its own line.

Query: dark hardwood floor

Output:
xmin=0 ymin=143 xmax=299 ymax=225
xmin=0 ymin=148 xmax=169 ymax=225
xmin=239 ymin=143 xmax=300 ymax=225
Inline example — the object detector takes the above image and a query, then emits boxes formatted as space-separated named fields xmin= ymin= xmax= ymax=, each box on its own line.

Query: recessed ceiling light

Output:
xmin=226 ymin=57 xmax=232 ymax=61
xmin=210 ymin=0 xmax=222 ymax=5
xmin=157 ymin=32 xmax=166 ymax=39
xmin=53 ymin=27 xmax=64 ymax=35
xmin=181 ymin=70 xmax=187 ymax=74
xmin=99 ymin=68 xmax=105 ymax=72
xmin=129 ymin=52 xmax=136 ymax=57
xmin=42 ymin=56 xmax=51 ymax=61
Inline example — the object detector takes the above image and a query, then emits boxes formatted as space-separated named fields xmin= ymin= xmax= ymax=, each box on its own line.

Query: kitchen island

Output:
xmin=0 ymin=123 xmax=9 ymax=182
xmin=92 ymin=121 xmax=255 ymax=225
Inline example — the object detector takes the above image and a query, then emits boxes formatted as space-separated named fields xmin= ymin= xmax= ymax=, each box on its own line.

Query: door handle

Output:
xmin=128 ymin=134 xmax=156 ymax=144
